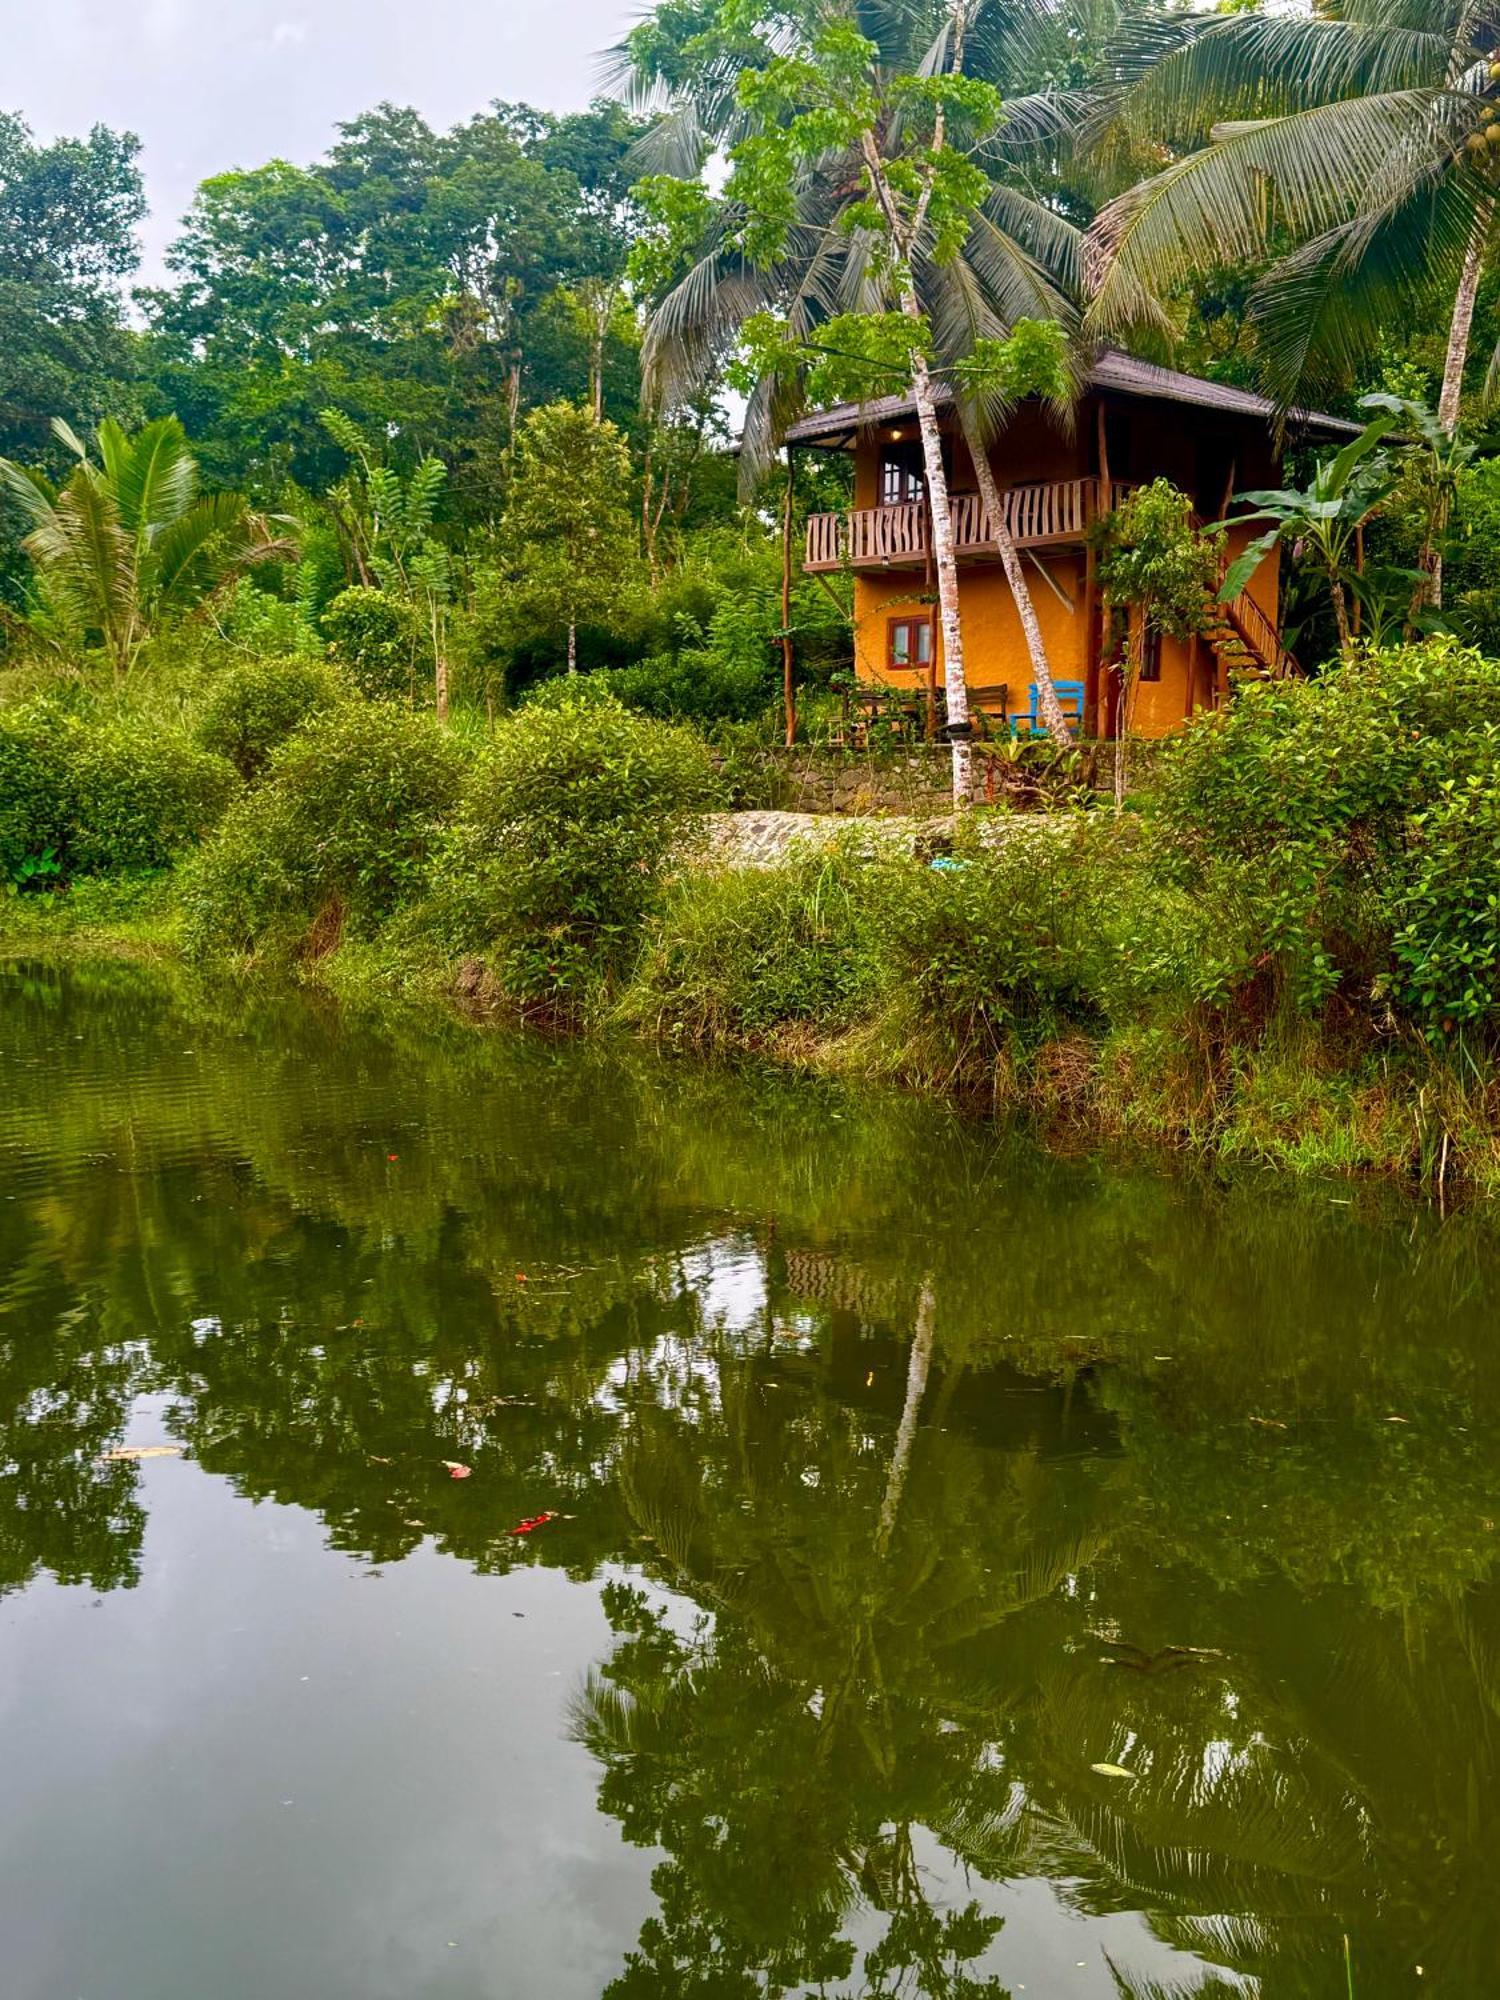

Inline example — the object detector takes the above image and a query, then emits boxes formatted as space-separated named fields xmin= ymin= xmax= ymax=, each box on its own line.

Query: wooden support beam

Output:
xmin=1024 ymin=550 xmax=1076 ymax=614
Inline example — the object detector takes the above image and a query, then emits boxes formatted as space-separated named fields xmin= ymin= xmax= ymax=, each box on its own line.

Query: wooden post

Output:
xmin=1096 ymin=398 xmax=1111 ymax=497
xmin=781 ymin=451 xmax=797 ymax=746
xmin=1087 ymin=397 xmax=1110 ymax=738
xmin=1083 ymin=542 xmax=1099 ymax=738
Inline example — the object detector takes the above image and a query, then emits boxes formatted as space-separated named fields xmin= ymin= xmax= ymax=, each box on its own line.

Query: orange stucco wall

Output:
xmin=846 ymin=395 xmax=1283 ymax=740
xmin=854 ymin=559 xmax=1089 ymax=719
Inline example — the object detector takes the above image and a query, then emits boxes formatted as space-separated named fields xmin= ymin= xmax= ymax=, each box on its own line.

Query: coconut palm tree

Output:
xmin=0 ymin=414 xmax=297 ymax=679
xmin=1084 ymin=0 xmax=1500 ymax=603
xmin=616 ymin=0 xmax=1092 ymax=762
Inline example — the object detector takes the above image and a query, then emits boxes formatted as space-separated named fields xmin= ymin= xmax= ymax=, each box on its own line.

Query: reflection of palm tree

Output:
xmin=874 ymin=1274 xmax=935 ymax=1560
xmin=577 ymin=1282 xmax=1112 ymax=1994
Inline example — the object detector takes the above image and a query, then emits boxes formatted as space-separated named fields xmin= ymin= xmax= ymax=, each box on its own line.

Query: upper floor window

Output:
xmin=879 ymin=441 xmax=925 ymax=508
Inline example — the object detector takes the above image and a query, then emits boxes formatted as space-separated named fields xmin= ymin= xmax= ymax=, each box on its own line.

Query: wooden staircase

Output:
xmin=1190 ymin=514 xmax=1298 ymax=682
xmin=1204 ymin=581 xmax=1298 ymax=681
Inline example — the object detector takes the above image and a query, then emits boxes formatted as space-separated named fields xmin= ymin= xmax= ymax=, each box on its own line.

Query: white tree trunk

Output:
xmin=1428 ymin=206 xmax=1491 ymax=611
xmin=909 ymin=349 xmax=971 ymax=806
xmin=960 ymin=408 xmax=1072 ymax=748
xmin=1440 ymin=210 xmax=1488 ymax=433
xmin=433 ymin=605 xmax=449 ymax=723
xmin=875 ymin=1275 xmax=936 ymax=1560
xmin=567 ymin=619 xmax=577 ymax=675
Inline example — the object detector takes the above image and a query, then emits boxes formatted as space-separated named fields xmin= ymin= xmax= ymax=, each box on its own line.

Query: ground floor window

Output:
xmin=888 ymin=615 xmax=934 ymax=671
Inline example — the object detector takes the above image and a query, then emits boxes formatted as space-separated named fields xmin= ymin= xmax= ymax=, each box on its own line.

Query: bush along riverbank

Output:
xmin=5 ymin=637 xmax=1500 ymax=1194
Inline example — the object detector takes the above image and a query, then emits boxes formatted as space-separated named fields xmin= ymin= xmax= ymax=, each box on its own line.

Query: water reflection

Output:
xmin=1 ymin=958 xmax=1497 ymax=1996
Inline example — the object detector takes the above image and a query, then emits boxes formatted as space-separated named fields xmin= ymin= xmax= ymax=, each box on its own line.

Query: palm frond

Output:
xmin=1087 ymin=89 xmax=1460 ymax=339
xmin=1249 ymin=165 xmax=1482 ymax=406
xmin=30 ymin=477 xmax=135 ymax=653
xmin=147 ymin=495 xmax=296 ymax=610
xmin=1096 ymin=9 xmax=1454 ymax=147
xmin=107 ymin=416 xmax=198 ymax=536
xmin=49 ymin=417 xmax=90 ymax=464
xmin=0 ymin=457 xmax=62 ymax=529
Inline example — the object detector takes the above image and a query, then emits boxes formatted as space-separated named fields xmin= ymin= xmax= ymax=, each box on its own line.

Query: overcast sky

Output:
xmin=8 ymin=0 xmax=641 ymax=281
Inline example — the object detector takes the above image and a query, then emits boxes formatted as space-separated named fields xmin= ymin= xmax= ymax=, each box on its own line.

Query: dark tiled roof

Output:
xmin=781 ymin=346 xmax=1360 ymax=444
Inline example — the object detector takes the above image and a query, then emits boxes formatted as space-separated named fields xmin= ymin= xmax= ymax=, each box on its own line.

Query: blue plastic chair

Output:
xmin=1024 ymin=679 xmax=1085 ymax=735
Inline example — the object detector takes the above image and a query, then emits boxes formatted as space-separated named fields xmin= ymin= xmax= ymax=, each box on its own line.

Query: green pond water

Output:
xmin=2 ymin=960 xmax=1498 ymax=2000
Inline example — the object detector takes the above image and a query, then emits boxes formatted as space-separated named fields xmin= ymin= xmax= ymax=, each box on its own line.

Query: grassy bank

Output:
xmin=5 ymin=640 xmax=1500 ymax=1194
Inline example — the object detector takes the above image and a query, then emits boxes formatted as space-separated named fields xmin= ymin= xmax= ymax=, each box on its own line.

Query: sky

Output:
xmin=7 ymin=0 xmax=641 ymax=282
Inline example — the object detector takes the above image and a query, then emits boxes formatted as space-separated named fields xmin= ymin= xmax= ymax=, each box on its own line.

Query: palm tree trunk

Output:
xmin=1427 ymin=206 xmax=1491 ymax=610
xmin=1440 ymin=209 xmax=1488 ymax=433
xmin=781 ymin=454 xmax=796 ymax=747
xmin=960 ymin=407 xmax=1071 ymax=748
xmin=875 ymin=1275 xmax=935 ymax=1560
xmin=908 ymin=347 xmax=971 ymax=806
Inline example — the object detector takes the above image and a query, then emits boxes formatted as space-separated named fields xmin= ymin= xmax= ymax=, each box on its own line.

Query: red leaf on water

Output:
xmin=508 ymin=1511 xmax=558 ymax=1535
xmin=443 ymin=1461 xmax=472 ymax=1480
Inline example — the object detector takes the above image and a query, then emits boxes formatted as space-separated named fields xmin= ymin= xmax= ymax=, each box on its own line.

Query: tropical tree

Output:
xmin=495 ymin=400 xmax=641 ymax=675
xmin=621 ymin=0 xmax=1088 ymax=796
xmin=1097 ymin=478 xmax=1223 ymax=805
xmin=1363 ymin=388 xmax=1480 ymax=616
xmin=0 ymin=414 xmax=296 ymax=679
xmin=1220 ymin=408 xmax=1400 ymax=658
xmin=0 ymin=113 xmax=147 ymax=490
xmin=1085 ymin=0 xmax=1500 ymax=601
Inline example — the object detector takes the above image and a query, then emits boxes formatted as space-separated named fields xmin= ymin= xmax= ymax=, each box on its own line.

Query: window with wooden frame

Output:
xmin=887 ymin=615 xmax=934 ymax=672
xmin=1140 ymin=626 xmax=1163 ymax=682
xmin=878 ymin=441 xmax=926 ymax=508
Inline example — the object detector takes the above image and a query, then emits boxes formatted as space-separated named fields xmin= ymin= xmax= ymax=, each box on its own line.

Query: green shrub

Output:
xmin=1387 ymin=766 xmax=1500 ymax=1039
xmin=195 ymin=656 xmax=348 ymax=780
xmin=0 ymin=706 xmax=72 ymax=885
xmin=865 ymin=821 xmax=1117 ymax=1073
xmin=626 ymin=844 xmax=881 ymax=1046
xmin=2 ymin=706 xmax=236 ymax=885
xmin=1154 ymin=637 xmax=1500 ymax=1022
xmin=431 ymin=693 xmax=720 ymax=1005
xmin=182 ymin=703 xmax=464 ymax=958
xmin=66 ymin=721 xmax=238 ymax=876
xmin=602 ymin=590 xmax=781 ymax=724
xmin=323 ymin=586 xmax=429 ymax=703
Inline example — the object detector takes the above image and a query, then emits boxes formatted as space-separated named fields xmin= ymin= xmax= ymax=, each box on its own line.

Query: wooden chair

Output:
xmin=1018 ymin=679 xmax=1085 ymax=736
xmin=966 ymin=683 xmax=1011 ymax=738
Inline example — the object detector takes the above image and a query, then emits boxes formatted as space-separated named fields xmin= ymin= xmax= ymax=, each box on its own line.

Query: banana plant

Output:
xmin=1219 ymin=409 xmax=1400 ymax=658
xmin=0 ymin=415 xmax=297 ymax=681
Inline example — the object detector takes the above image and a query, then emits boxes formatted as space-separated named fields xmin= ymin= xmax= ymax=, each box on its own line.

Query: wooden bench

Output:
xmin=838 ymin=681 xmax=1011 ymax=747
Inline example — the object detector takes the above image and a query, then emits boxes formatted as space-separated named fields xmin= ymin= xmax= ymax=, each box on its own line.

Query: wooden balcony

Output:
xmin=804 ymin=478 xmax=1134 ymax=573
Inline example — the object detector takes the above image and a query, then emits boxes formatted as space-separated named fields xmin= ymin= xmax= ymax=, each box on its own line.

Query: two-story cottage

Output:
xmin=786 ymin=350 xmax=1357 ymax=740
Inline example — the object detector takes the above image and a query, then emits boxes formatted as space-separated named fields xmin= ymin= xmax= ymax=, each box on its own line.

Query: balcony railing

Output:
xmin=804 ymin=477 xmax=1135 ymax=572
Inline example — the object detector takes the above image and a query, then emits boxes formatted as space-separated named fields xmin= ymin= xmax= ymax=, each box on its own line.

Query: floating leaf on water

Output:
xmin=442 ymin=1461 xmax=472 ymax=1480
xmin=1089 ymin=1762 xmax=1136 ymax=1780
xmin=101 ymin=1444 xmax=183 ymax=1462
xmin=507 ymin=1510 xmax=560 ymax=1535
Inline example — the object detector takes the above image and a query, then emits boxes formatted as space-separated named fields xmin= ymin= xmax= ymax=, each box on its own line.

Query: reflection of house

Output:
xmin=786 ymin=351 xmax=1356 ymax=739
